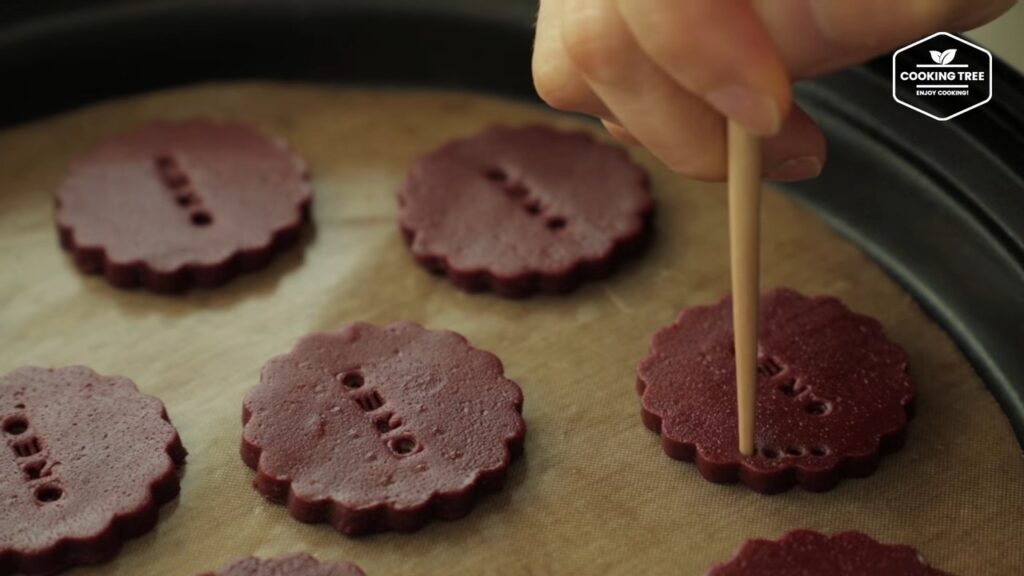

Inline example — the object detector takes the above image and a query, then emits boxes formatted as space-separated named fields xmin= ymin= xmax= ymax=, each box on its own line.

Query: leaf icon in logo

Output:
xmin=941 ymin=49 xmax=957 ymax=65
xmin=930 ymin=50 xmax=944 ymax=64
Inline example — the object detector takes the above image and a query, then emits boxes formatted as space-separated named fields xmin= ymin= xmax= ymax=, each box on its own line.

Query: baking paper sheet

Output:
xmin=0 ymin=83 xmax=1021 ymax=575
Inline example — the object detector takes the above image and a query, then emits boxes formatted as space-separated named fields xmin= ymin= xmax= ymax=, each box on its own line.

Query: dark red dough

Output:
xmin=197 ymin=553 xmax=365 ymax=576
xmin=637 ymin=288 xmax=914 ymax=494
xmin=705 ymin=530 xmax=951 ymax=575
xmin=56 ymin=120 xmax=312 ymax=293
xmin=242 ymin=322 xmax=526 ymax=536
xmin=0 ymin=366 xmax=186 ymax=575
xmin=397 ymin=125 xmax=654 ymax=298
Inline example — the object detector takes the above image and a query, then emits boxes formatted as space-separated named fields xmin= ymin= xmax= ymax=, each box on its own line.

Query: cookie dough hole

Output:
xmin=484 ymin=167 xmax=508 ymax=183
xmin=757 ymin=356 xmax=784 ymax=378
xmin=503 ymin=182 xmax=530 ymax=199
xmin=34 ymin=485 xmax=63 ymax=503
xmin=785 ymin=447 xmax=805 ymax=457
xmin=760 ymin=447 xmax=780 ymax=459
xmin=355 ymin=390 xmax=385 ymax=412
xmin=14 ymin=403 xmax=25 ymax=409
xmin=12 ymin=437 xmax=41 ymax=458
xmin=546 ymin=216 xmax=567 ymax=231
xmin=154 ymin=155 xmax=189 ymax=188
xmin=340 ymin=372 xmax=364 ymax=389
xmin=22 ymin=460 xmax=49 ymax=480
xmin=375 ymin=415 xmax=401 ymax=433
xmin=805 ymin=401 xmax=831 ymax=416
xmin=190 ymin=211 xmax=213 ymax=226
xmin=778 ymin=379 xmax=798 ymax=397
xmin=810 ymin=446 xmax=830 ymax=457
xmin=524 ymin=200 xmax=542 ymax=215
xmin=3 ymin=416 xmax=28 ymax=436
xmin=388 ymin=436 xmax=418 ymax=456
xmin=176 ymin=192 xmax=199 ymax=207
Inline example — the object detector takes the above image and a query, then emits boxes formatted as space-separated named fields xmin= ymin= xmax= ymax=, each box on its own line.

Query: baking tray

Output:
xmin=0 ymin=2 xmax=1022 ymax=575
xmin=2 ymin=0 xmax=1022 ymax=445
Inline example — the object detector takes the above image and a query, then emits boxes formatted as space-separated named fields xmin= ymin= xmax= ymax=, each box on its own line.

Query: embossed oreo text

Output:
xmin=337 ymin=371 xmax=419 ymax=457
xmin=756 ymin=354 xmax=834 ymax=459
xmin=3 ymin=405 xmax=65 ymax=504
xmin=154 ymin=154 xmax=214 ymax=226
xmin=483 ymin=167 xmax=568 ymax=232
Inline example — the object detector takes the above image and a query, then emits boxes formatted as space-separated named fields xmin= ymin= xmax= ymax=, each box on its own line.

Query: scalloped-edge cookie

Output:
xmin=0 ymin=366 xmax=186 ymax=574
xmin=637 ymin=288 xmax=914 ymax=494
xmin=56 ymin=119 xmax=312 ymax=293
xmin=242 ymin=322 xmax=526 ymax=536
xmin=197 ymin=553 xmax=365 ymax=576
xmin=705 ymin=530 xmax=951 ymax=575
xmin=398 ymin=125 xmax=653 ymax=298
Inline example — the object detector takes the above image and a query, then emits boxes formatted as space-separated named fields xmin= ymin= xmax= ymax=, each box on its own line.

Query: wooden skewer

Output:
xmin=727 ymin=121 xmax=761 ymax=457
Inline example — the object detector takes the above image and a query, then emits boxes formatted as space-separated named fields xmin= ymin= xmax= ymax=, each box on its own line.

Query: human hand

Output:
xmin=533 ymin=0 xmax=1015 ymax=181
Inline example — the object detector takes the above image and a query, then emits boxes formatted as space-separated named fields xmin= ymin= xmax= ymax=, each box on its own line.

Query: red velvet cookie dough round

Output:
xmin=705 ymin=530 xmax=951 ymax=575
xmin=0 ymin=366 xmax=186 ymax=575
xmin=637 ymin=288 xmax=914 ymax=494
xmin=242 ymin=322 xmax=526 ymax=536
xmin=397 ymin=125 xmax=653 ymax=298
xmin=56 ymin=120 xmax=312 ymax=293
xmin=198 ymin=554 xmax=365 ymax=576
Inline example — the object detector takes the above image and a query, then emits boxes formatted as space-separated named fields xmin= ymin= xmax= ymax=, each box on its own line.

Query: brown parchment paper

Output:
xmin=0 ymin=83 xmax=1022 ymax=576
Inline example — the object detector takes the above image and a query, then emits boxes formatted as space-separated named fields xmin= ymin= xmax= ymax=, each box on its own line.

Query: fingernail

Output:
xmin=767 ymin=156 xmax=823 ymax=182
xmin=706 ymin=86 xmax=782 ymax=136
xmin=602 ymin=119 xmax=639 ymax=144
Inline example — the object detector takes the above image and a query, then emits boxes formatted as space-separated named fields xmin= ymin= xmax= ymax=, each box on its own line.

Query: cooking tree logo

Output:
xmin=929 ymin=48 xmax=958 ymax=66
xmin=893 ymin=32 xmax=992 ymax=121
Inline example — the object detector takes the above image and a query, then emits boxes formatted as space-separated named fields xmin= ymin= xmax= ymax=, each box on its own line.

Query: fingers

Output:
xmin=533 ymin=0 xmax=612 ymax=118
xmin=601 ymin=119 xmax=639 ymax=145
xmin=561 ymin=0 xmax=727 ymax=179
xmin=605 ymin=107 xmax=825 ymax=182
xmin=552 ymin=0 xmax=825 ymax=181
xmin=616 ymin=0 xmax=791 ymax=137
xmin=604 ymin=105 xmax=826 ymax=182
xmin=537 ymin=0 xmax=826 ymax=181
xmin=755 ymin=0 xmax=1017 ymax=78
xmin=763 ymin=106 xmax=826 ymax=182
xmin=534 ymin=0 xmax=1011 ymax=182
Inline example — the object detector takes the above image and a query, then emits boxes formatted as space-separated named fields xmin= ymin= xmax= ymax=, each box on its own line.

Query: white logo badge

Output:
xmin=893 ymin=32 xmax=992 ymax=121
